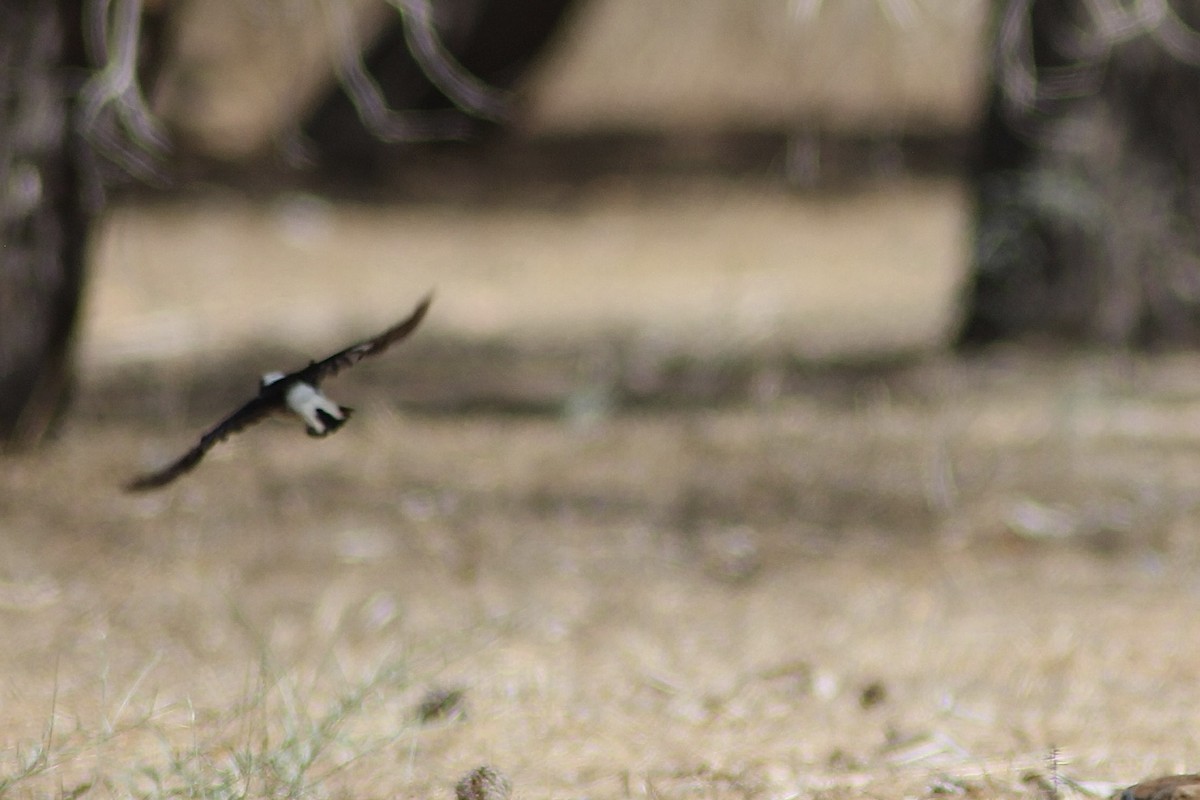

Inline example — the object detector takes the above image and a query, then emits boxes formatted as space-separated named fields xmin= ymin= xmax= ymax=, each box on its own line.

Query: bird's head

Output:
xmin=260 ymin=371 xmax=286 ymax=388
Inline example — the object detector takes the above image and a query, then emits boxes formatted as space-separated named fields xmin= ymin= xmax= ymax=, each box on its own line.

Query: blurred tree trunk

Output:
xmin=958 ymin=0 xmax=1200 ymax=348
xmin=0 ymin=0 xmax=91 ymax=447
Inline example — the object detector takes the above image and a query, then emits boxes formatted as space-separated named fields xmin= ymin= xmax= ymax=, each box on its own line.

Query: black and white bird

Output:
xmin=126 ymin=294 xmax=432 ymax=492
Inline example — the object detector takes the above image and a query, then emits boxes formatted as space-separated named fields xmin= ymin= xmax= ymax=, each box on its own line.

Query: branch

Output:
xmin=385 ymin=0 xmax=512 ymax=122
xmin=77 ymin=0 xmax=170 ymax=183
xmin=321 ymin=0 xmax=475 ymax=143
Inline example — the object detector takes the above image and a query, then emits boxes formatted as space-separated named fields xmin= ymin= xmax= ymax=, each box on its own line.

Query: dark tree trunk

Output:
xmin=958 ymin=0 xmax=1200 ymax=348
xmin=0 ymin=0 xmax=91 ymax=447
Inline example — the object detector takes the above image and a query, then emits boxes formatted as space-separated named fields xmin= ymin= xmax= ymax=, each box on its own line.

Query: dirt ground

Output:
xmin=5 ymin=172 xmax=1200 ymax=799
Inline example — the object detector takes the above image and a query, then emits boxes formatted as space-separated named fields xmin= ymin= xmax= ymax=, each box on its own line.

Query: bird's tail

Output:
xmin=307 ymin=406 xmax=353 ymax=437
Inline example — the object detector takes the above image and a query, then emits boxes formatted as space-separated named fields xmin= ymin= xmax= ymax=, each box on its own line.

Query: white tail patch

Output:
xmin=284 ymin=381 xmax=348 ymax=435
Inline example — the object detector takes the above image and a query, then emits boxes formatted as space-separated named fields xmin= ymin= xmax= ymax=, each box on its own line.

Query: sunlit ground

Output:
xmin=3 ymin=174 xmax=1200 ymax=799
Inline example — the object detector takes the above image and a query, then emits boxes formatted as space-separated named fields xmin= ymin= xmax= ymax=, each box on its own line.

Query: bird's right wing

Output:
xmin=301 ymin=293 xmax=433 ymax=385
xmin=125 ymin=395 xmax=276 ymax=491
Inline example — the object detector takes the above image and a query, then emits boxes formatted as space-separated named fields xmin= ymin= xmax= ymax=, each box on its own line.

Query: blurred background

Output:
xmin=152 ymin=0 xmax=984 ymax=152
xmin=11 ymin=3 xmax=1200 ymax=799
xmin=84 ymin=0 xmax=984 ymax=373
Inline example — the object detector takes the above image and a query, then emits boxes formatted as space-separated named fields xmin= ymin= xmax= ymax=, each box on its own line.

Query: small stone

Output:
xmin=1118 ymin=775 xmax=1200 ymax=800
xmin=455 ymin=766 xmax=512 ymax=800
xmin=859 ymin=680 xmax=887 ymax=709
xmin=416 ymin=686 xmax=467 ymax=723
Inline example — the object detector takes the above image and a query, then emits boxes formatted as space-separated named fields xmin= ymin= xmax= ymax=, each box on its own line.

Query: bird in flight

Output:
xmin=126 ymin=293 xmax=432 ymax=492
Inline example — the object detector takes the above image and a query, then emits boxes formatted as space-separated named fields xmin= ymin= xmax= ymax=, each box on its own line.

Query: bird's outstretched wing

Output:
xmin=125 ymin=395 xmax=277 ymax=491
xmin=297 ymin=293 xmax=432 ymax=385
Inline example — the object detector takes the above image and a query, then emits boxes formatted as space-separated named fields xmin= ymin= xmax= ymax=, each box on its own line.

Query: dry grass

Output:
xmin=4 ymin=179 xmax=1200 ymax=798
xmin=83 ymin=178 xmax=965 ymax=367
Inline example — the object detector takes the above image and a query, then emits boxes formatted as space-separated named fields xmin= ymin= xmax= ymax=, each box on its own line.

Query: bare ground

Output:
xmin=4 ymin=176 xmax=1200 ymax=799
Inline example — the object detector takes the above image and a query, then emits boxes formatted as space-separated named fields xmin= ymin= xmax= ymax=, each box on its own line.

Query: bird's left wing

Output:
xmin=299 ymin=293 xmax=432 ymax=385
xmin=125 ymin=394 xmax=277 ymax=491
